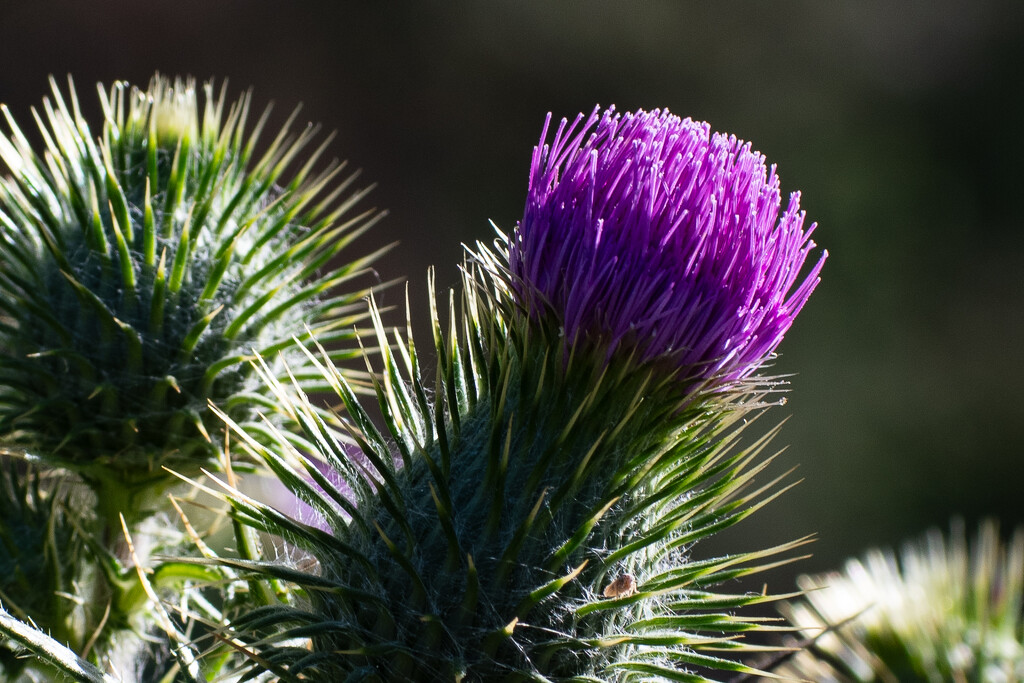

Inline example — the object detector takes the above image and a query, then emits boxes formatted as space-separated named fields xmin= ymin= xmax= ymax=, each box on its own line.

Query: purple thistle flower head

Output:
xmin=508 ymin=106 xmax=826 ymax=389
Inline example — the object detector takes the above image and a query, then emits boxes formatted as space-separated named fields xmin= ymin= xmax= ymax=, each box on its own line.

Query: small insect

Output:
xmin=602 ymin=573 xmax=637 ymax=598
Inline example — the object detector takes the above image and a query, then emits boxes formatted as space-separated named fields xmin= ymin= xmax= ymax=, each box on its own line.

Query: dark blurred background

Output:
xmin=2 ymin=1 xmax=1022 ymax=583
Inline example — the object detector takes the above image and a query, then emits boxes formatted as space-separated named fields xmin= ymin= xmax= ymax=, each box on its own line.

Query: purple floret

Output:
xmin=509 ymin=106 xmax=826 ymax=388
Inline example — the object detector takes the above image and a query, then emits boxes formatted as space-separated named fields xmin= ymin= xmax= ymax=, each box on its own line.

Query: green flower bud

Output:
xmin=0 ymin=75 xmax=382 ymax=505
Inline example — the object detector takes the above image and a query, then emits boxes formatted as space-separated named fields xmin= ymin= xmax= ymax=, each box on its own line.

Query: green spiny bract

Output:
xmin=775 ymin=520 xmax=1024 ymax=682
xmin=0 ymin=75 xmax=384 ymax=500
xmin=209 ymin=240 xmax=805 ymax=682
xmin=0 ymin=463 xmax=84 ymax=669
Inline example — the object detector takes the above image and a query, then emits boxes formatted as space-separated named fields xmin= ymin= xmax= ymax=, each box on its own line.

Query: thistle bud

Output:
xmin=0 ymin=75 xmax=382 ymax=508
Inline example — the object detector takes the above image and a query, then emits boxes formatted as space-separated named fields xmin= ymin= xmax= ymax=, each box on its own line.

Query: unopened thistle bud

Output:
xmin=0 ymin=75 xmax=382 ymax=508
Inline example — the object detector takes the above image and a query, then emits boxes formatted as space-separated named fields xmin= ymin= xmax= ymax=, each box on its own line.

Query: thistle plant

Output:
xmin=0 ymin=74 xmax=384 ymax=679
xmin=202 ymin=106 xmax=826 ymax=681
xmin=775 ymin=520 xmax=1024 ymax=682
xmin=0 ymin=75 xmax=383 ymax=519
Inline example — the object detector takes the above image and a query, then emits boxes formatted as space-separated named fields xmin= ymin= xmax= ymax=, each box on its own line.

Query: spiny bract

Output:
xmin=0 ymin=74 xmax=384 ymax=492
xmin=0 ymin=464 xmax=82 ymax=659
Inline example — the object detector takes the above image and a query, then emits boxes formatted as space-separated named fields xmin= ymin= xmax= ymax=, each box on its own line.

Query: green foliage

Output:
xmin=0 ymin=75 xmax=383 ymax=496
xmin=203 ymin=236 xmax=805 ymax=681
xmin=0 ymin=603 xmax=115 ymax=683
xmin=0 ymin=464 xmax=85 ymax=674
xmin=0 ymin=464 xmax=231 ymax=681
xmin=777 ymin=520 xmax=1024 ymax=682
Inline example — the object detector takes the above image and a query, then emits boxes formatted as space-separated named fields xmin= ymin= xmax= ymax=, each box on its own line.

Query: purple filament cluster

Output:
xmin=509 ymin=106 xmax=826 ymax=386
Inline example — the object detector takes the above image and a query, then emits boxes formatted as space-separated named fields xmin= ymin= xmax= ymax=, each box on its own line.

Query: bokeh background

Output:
xmin=2 ymin=1 xmax=1022 ymax=584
